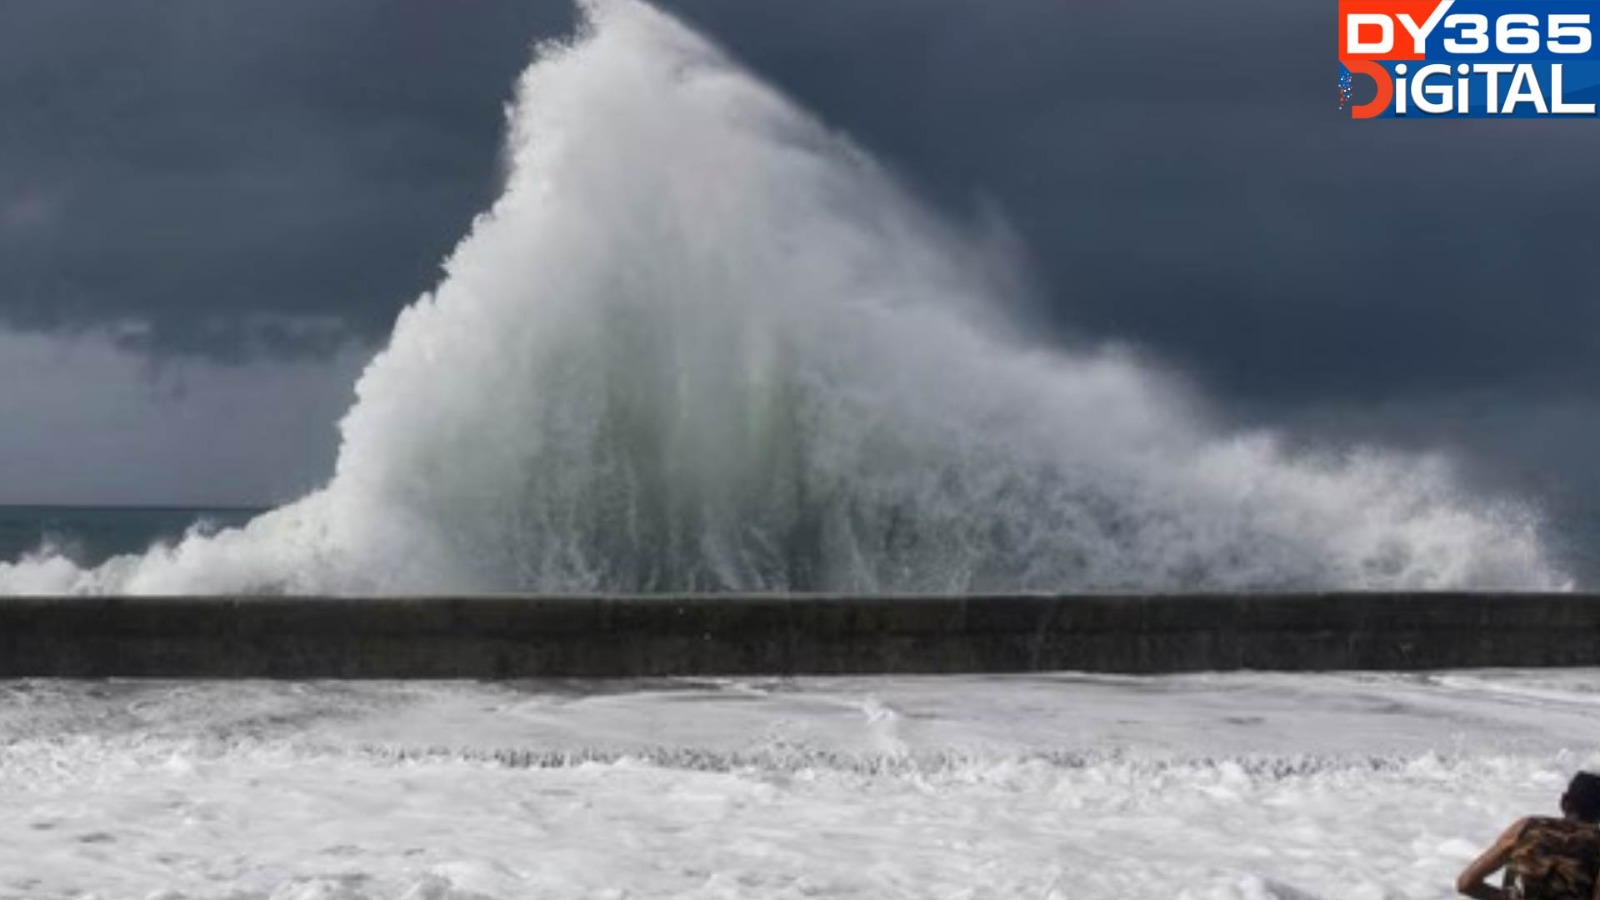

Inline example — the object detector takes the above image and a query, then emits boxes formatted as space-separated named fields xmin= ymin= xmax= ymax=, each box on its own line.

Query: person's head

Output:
xmin=1560 ymin=772 xmax=1600 ymax=823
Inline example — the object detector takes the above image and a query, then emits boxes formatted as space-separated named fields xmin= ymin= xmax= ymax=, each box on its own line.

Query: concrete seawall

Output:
xmin=1 ymin=593 xmax=1597 ymax=678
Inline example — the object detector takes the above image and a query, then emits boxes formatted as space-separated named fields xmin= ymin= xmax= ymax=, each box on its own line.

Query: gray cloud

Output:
xmin=0 ymin=0 xmax=573 ymax=353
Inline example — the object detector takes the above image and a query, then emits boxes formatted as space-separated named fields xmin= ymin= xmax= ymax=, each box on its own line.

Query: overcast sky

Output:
xmin=2 ymin=0 xmax=1597 ymax=564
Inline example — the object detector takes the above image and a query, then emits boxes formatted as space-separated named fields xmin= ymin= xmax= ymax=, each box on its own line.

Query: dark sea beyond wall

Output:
xmin=0 ymin=507 xmax=264 ymax=571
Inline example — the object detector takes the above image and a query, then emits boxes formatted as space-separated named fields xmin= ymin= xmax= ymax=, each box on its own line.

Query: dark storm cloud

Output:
xmin=1 ymin=0 xmax=1598 ymax=549
xmin=5 ymin=0 xmax=1596 ymax=390
xmin=0 ymin=0 xmax=574 ymax=355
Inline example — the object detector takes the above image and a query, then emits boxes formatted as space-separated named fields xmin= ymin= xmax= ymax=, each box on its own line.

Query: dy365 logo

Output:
xmin=1340 ymin=1 xmax=1600 ymax=117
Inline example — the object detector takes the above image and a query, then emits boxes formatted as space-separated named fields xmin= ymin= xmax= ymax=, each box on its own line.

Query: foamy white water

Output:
xmin=1 ymin=672 xmax=1597 ymax=899
xmin=0 ymin=0 xmax=1570 ymax=593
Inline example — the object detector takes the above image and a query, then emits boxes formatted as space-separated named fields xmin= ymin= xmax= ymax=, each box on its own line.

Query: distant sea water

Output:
xmin=0 ymin=506 xmax=265 ymax=571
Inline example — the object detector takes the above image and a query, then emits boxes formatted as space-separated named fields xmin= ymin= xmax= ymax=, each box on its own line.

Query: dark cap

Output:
xmin=1564 ymin=772 xmax=1600 ymax=822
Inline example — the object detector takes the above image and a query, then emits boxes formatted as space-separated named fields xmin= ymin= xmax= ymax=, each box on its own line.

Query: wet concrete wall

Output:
xmin=0 ymin=593 xmax=1595 ymax=678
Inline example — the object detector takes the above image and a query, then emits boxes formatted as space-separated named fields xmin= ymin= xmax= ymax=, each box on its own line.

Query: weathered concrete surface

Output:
xmin=0 ymin=593 xmax=1595 ymax=678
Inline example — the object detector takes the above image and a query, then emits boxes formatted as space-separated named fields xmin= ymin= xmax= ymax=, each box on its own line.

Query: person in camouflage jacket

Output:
xmin=1458 ymin=772 xmax=1600 ymax=900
